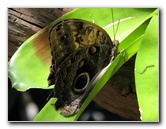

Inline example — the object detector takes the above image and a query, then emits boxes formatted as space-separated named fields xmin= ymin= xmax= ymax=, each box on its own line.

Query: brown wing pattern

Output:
xmin=47 ymin=19 xmax=118 ymax=116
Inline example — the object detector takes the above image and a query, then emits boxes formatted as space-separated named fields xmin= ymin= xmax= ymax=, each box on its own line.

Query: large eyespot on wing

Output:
xmin=73 ymin=72 xmax=90 ymax=94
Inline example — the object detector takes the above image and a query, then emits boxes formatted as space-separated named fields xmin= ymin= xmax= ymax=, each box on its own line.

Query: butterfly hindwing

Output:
xmin=47 ymin=19 xmax=117 ymax=116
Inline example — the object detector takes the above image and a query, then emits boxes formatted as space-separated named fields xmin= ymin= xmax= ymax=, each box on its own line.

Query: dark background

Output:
xmin=8 ymin=77 xmax=130 ymax=121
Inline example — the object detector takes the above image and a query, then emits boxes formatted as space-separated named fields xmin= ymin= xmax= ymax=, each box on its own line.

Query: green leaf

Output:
xmin=135 ymin=12 xmax=159 ymax=121
xmin=8 ymin=8 xmax=156 ymax=91
xmin=8 ymin=8 xmax=157 ymax=121
xmin=33 ymin=98 xmax=75 ymax=121
xmin=8 ymin=29 xmax=52 ymax=91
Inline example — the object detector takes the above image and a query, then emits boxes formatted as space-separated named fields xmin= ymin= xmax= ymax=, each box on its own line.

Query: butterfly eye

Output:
xmin=73 ymin=72 xmax=90 ymax=94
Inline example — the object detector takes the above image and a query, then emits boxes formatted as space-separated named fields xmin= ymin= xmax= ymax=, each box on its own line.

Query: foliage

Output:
xmin=8 ymin=8 xmax=158 ymax=121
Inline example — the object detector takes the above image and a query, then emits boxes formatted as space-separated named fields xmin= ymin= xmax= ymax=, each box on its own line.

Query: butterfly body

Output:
xmin=47 ymin=19 xmax=118 ymax=116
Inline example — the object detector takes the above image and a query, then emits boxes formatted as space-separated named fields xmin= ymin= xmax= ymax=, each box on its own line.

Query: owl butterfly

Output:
xmin=47 ymin=18 xmax=119 ymax=116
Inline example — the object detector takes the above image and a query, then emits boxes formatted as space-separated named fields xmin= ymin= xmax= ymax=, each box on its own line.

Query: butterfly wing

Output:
xmin=47 ymin=19 xmax=116 ymax=116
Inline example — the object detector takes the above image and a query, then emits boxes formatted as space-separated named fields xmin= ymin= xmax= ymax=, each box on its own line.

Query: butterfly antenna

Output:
xmin=111 ymin=8 xmax=119 ymax=59
xmin=111 ymin=8 xmax=115 ymax=40
xmin=114 ymin=19 xmax=120 ymax=40
xmin=111 ymin=8 xmax=120 ymax=41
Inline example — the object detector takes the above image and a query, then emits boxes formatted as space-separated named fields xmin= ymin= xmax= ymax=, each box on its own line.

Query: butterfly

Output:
xmin=47 ymin=18 xmax=119 ymax=116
